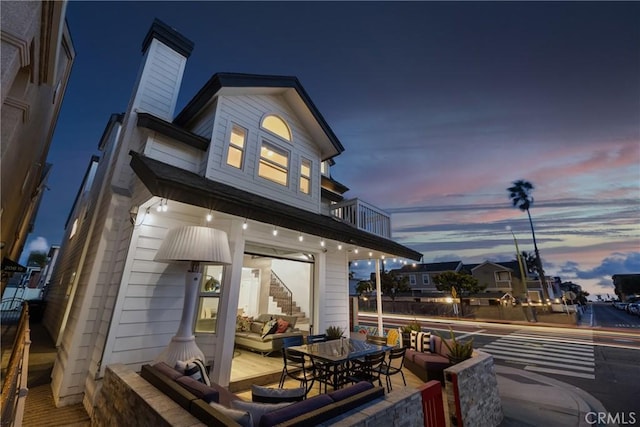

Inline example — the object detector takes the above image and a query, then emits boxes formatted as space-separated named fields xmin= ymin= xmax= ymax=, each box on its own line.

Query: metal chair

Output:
xmin=278 ymin=348 xmax=316 ymax=395
xmin=306 ymin=334 xmax=327 ymax=344
xmin=380 ymin=346 xmax=407 ymax=392
xmin=282 ymin=335 xmax=303 ymax=349
xmin=345 ymin=351 xmax=386 ymax=387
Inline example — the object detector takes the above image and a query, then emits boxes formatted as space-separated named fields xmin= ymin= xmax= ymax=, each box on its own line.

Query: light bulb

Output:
xmin=338 ymin=244 xmax=342 ymax=250
xmin=320 ymin=240 xmax=325 ymax=247
xmin=273 ymin=228 xmax=278 ymax=236
xmin=242 ymin=220 xmax=248 ymax=230
xmin=298 ymin=234 xmax=304 ymax=242
xmin=206 ymin=212 xmax=213 ymax=222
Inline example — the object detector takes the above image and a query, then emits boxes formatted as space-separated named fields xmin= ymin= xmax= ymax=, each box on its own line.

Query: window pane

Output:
xmin=300 ymin=176 xmax=309 ymax=194
xmin=262 ymin=115 xmax=291 ymax=141
xmin=227 ymin=146 xmax=243 ymax=169
xmin=260 ymin=144 xmax=288 ymax=168
xmin=259 ymin=161 xmax=288 ymax=186
xmin=300 ymin=160 xmax=310 ymax=177
xmin=230 ymin=126 xmax=245 ymax=148
xmin=195 ymin=297 xmax=219 ymax=333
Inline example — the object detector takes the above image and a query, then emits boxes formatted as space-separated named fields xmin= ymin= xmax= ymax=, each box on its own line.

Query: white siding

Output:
xmin=206 ymin=94 xmax=322 ymax=213
xmin=133 ymin=40 xmax=187 ymax=121
xmin=318 ymin=249 xmax=349 ymax=334
xmin=142 ymin=132 xmax=203 ymax=173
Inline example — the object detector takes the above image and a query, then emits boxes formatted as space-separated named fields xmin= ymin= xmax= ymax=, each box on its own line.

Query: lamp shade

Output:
xmin=154 ymin=226 xmax=232 ymax=264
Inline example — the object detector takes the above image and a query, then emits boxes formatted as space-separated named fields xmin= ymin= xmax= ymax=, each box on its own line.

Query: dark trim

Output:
xmin=129 ymin=152 xmax=422 ymax=261
xmin=65 ymin=155 xmax=100 ymax=229
xmin=321 ymin=187 xmax=344 ymax=203
xmin=173 ymin=73 xmax=344 ymax=155
xmin=137 ymin=113 xmax=210 ymax=151
xmin=98 ymin=113 xmax=124 ymax=150
xmin=321 ymin=175 xmax=349 ymax=195
xmin=142 ymin=18 xmax=194 ymax=58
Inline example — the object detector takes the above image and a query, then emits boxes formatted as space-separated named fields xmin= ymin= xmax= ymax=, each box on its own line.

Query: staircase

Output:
xmin=269 ymin=272 xmax=308 ymax=323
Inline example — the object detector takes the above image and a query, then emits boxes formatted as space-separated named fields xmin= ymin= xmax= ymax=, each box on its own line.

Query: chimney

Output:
xmin=130 ymin=19 xmax=194 ymax=121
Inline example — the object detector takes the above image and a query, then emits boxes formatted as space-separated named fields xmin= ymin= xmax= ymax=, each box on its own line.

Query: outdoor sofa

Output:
xmin=94 ymin=362 xmax=385 ymax=427
xmin=403 ymin=333 xmax=452 ymax=384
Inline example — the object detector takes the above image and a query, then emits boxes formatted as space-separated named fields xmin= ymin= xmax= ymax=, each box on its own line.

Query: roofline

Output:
xmin=137 ymin=113 xmax=210 ymax=151
xmin=173 ymin=72 xmax=345 ymax=155
xmin=129 ymin=151 xmax=421 ymax=260
xmin=65 ymin=155 xmax=100 ymax=229
xmin=142 ymin=18 xmax=194 ymax=58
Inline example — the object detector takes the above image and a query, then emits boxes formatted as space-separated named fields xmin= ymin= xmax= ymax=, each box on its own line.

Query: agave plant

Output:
xmin=438 ymin=327 xmax=473 ymax=364
xmin=325 ymin=325 xmax=344 ymax=340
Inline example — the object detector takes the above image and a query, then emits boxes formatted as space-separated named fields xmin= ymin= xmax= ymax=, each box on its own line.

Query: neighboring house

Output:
xmin=612 ymin=274 xmax=640 ymax=302
xmin=391 ymin=261 xmax=463 ymax=294
xmin=42 ymin=19 xmax=421 ymax=412
xmin=0 ymin=1 xmax=75 ymax=294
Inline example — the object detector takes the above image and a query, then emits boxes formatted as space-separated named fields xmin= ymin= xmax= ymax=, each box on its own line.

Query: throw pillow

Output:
xmin=410 ymin=330 xmax=431 ymax=352
xmin=251 ymin=384 xmax=305 ymax=403
xmin=209 ymin=401 xmax=253 ymax=427
xmin=275 ymin=318 xmax=289 ymax=334
xmin=175 ymin=358 xmax=210 ymax=386
xmin=261 ymin=320 xmax=278 ymax=339
xmin=230 ymin=400 xmax=293 ymax=427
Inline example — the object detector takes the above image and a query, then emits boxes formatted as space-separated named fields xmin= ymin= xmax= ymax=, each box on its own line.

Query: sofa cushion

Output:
xmin=276 ymin=318 xmax=290 ymax=333
xmin=258 ymin=394 xmax=333 ymax=427
xmin=209 ymin=401 xmax=253 ymax=427
xmin=251 ymin=385 xmax=305 ymax=403
xmin=327 ymin=381 xmax=373 ymax=402
xmin=231 ymin=400 xmax=293 ymax=427
xmin=250 ymin=322 xmax=265 ymax=334
xmin=175 ymin=376 xmax=219 ymax=403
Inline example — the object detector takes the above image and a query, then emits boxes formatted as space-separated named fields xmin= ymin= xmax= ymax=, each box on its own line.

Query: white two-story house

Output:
xmin=42 ymin=19 xmax=421 ymax=412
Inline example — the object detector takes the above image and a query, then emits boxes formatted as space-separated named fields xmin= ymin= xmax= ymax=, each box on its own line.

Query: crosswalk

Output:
xmin=480 ymin=329 xmax=596 ymax=380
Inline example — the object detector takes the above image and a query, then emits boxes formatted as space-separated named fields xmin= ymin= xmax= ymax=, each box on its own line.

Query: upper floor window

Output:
xmin=300 ymin=158 xmax=311 ymax=194
xmin=495 ymin=271 xmax=511 ymax=282
xmin=409 ymin=274 xmax=416 ymax=285
xmin=422 ymin=274 xmax=430 ymax=285
xmin=261 ymin=115 xmax=291 ymax=141
xmin=226 ymin=124 xmax=246 ymax=169
xmin=259 ymin=141 xmax=289 ymax=186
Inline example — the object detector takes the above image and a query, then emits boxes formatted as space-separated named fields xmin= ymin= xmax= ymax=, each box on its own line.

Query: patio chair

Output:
xmin=380 ymin=346 xmax=407 ymax=392
xmin=345 ymin=351 xmax=386 ymax=387
xmin=306 ymin=334 xmax=327 ymax=344
xmin=278 ymin=348 xmax=316 ymax=395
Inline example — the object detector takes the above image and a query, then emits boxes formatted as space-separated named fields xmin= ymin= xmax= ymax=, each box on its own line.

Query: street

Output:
xmin=359 ymin=306 xmax=640 ymax=416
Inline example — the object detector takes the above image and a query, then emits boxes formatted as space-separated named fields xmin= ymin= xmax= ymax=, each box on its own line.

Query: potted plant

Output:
xmin=400 ymin=319 xmax=422 ymax=348
xmin=325 ymin=325 xmax=344 ymax=340
xmin=438 ymin=327 xmax=473 ymax=365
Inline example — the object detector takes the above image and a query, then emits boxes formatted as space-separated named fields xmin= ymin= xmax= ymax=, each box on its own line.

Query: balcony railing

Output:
xmin=330 ymin=198 xmax=391 ymax=238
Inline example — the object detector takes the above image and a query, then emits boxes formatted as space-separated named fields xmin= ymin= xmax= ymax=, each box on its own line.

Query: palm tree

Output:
xmin=507 ymin=180 xmax=549 ymax=302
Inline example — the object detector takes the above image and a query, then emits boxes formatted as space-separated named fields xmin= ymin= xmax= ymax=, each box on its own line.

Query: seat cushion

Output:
xmin=231 ymin=400 xmax=293 ymax=427
xmin=175 ymin=376 xmax=219 ymax=403
xmin=327 ymin=381 xmax=373 ymax=402
xmin=209 ymin=401 xmax=253 ymax=427
xmin=251 ymin=385 xmax=305 ymax=403
xmin=258 ymin=394 xmax=333 ymax=427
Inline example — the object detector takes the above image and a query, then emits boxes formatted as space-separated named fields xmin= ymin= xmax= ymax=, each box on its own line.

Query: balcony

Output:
xmin=330 ymin=198 xmax=391 ymax=238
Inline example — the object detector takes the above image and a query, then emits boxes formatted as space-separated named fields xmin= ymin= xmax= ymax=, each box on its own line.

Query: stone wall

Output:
xmin=445 ymin=351 xmax=502 ymax=427
xmin=321 ymin=387 xmax=424 ymax=427
xmin=92 ymin=364 xmax=204 ymax=427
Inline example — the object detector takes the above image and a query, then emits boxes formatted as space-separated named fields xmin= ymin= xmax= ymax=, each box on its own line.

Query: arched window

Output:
xmin=261 ymin=115 xmax=291 ymax=141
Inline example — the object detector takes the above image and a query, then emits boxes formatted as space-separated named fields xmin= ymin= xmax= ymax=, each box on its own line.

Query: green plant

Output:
xmin=437 ymin=327 xmax=473 ymax=363
xmin=400 ymin=320 xmax=422 ymax=334
xmin=325 ymin=325 xmax=344 ymax=339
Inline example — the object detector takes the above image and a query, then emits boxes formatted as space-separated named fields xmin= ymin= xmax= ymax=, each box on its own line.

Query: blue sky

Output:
xmin=24 ymin=1 xmax=639 ymax=298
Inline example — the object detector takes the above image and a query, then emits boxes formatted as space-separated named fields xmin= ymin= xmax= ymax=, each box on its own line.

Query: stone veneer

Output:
xmin=92 ymin=364 xmax=204 ymax=427
xmin=444 ymin=351 xmax=503 ymax=427
xmin=319 ymin=387 xmax=425 ymax=427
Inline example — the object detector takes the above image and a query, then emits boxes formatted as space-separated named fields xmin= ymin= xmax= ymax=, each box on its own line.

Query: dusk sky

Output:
xmin=24 ymin=2 xmax=639 ymax=298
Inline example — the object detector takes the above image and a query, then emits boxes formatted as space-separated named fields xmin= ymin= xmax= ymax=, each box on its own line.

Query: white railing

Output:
xmin=330 ymin=198 xmax=391 ymax=238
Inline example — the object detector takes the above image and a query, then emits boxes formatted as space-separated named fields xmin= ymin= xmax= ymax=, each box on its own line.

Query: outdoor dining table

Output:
xmin=289 ymin=338 xmax=391 ymax=392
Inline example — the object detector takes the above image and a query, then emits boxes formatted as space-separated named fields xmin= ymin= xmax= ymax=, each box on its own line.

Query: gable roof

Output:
xmin=392 ymin=261 xmax=463 ymax=274
xmin=129 ymin=151 xmax=422 ymax=261
xmin=173 ymin=72 xmax=345 ymax=160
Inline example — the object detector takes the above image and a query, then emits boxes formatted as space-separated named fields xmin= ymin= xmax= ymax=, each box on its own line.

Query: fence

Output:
xmin=1 ymin=302 xmax=31 ymax=427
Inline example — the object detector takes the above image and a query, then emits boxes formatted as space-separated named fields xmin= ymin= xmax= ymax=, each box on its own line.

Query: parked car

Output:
xmin=626 ymin=302 xmax=640 ymax=316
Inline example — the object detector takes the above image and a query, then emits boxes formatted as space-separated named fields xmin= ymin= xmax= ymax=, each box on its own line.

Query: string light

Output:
xmin=298 ymin=234 xmax=304 ymax=242
xmin=206 ymin=211 xmax=213 ymax=222
xmin=242 ymin=220 xmax=248 ymax=230
xmin=354 ymin=248 xmax=359 ymax=254
xmin=337 ymin=244 xmax=342 ymax=250
xmin=272 ymin=227 xmax=278 ymax=236
xmin=161 ymin=199 xmax=168 ymax=212
xmin=368 ymin=251 xmax=373 ymax=257
xmin=320 ymin=240 xmax=325 ymax=247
